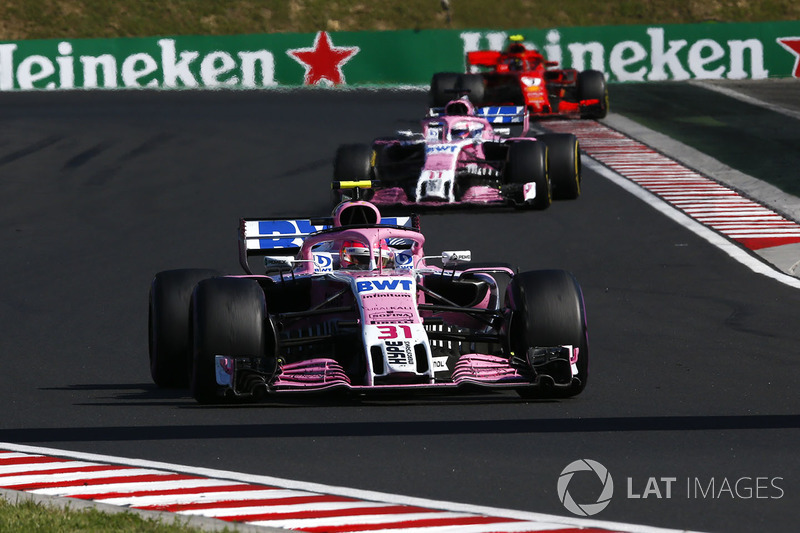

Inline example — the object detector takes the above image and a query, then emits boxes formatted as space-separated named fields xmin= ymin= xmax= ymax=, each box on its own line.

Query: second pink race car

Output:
xmin=333 ymin=97 xmax=581 ymax=209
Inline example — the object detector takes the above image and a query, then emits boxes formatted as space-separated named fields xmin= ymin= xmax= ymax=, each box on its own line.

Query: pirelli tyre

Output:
xmin=506 ymin=270 xmax=589 ymax=398
xmin=148 ymin=268 xmax=220 ymax=388
xmin=190 ymin=277 xmax=268 ymax=404
xmin=578 ymin=70 xmax=609 ymax=119
xmin=505 ymin=141 xmax=550 ymax=209
xmin=429 ymin=72 xmax=460 ymax=108
xmin=538 ymin=133 xmax=581 ymax=200
xmin=333 ymin=143 xmax=373 ymax=204
xmin=456 ymin=73 xmax=486 ymax=107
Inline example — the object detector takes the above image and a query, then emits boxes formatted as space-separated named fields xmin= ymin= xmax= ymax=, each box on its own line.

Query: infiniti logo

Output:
xmin=557 ymin=459 xmax=614 ymax=516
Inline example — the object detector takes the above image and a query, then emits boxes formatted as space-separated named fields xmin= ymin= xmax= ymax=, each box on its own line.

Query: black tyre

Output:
xmin=429 ymin=72 xmax=460 ymax=108
xmin=190 ymin=277 xmax=267 ymax=404
xmin=507 ymin=270 xmax=589 ymax=398
xmin=456 ymin=74 xmax=485 ymax=107
xmin=577 ymin=70 xmax=608 ymax=119
xmin=505 ymin=141 xmax=550 ymax=209
xmin=333 ymin=144 xmax=373 ymax=204
xmin=149 ymin=269 xmax=220 ymax=388
xmin=538 ymin=133 xmax=581 ymax=200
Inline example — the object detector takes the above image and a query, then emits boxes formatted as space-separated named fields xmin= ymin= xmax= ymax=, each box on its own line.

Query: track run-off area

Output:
xmin=0 ymin=82 xmax=797 ymax=533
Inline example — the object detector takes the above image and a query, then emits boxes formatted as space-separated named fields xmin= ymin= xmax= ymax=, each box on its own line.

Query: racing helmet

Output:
xmin=451 ymin=121 xmax=480 ymax=140
xmin=451 ymin=125 xmax=471 ymax=139
xmin=340 ymin=240 xmax=394 ymax=270
xmin=506 ymin=34 xmax=527 ymax=54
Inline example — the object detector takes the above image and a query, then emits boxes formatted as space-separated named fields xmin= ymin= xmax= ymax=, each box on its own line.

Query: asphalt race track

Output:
xmin=0 ymin=88 xmax=798 ymax=533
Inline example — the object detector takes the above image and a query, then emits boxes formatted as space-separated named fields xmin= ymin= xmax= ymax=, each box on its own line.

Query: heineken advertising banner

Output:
xmin=1 ymin=20 xmax=799 ymax=91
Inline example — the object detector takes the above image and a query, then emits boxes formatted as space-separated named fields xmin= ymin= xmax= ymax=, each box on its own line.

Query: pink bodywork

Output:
xmin=369 ymin=101 xmax=533 ymax=206
xmin=227 ymin=201 xmax=573 ymax=395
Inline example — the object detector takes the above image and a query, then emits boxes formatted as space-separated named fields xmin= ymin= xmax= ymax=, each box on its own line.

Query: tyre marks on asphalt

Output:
xmin=0 ymin=446 xmax=667 ymax=533
xmin=543 ymin=120 xmax=800 ymax=254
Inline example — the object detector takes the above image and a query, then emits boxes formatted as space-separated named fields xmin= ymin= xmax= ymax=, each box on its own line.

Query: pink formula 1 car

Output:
xmin=148 ymin=199 xmax=589 ymax=403
xmin=332 ymin=97 xmax=581 ymax=209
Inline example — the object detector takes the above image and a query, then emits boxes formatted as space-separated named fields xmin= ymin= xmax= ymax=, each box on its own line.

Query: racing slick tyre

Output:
xmin=149 ymin=268 xmax=220 ymax=388
xmin=456 ymin=74 xmax=485 ymax=107
xmin=578 ymin=70 xmax=609 ymax=119
xmin=333 ymin=144 xmax=373 ymax=205
xmin=507 ymin=270 xmax=589 ymax=398
xmin=429 ymin=72 xmax=460 ymax=107
xmin=190 ymin=277 xmax=268 ymax=404
xmin=451 ymin=74 xmax=486 ymax=107
xmin=538 ymin=133 xmax=581 ymax=200
xmin=505 ymin=141 xmax=551 ymax=210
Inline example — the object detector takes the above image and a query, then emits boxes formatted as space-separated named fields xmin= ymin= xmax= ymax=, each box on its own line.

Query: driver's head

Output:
xmin=506 ymin=34 xmax=526 ymax=54
xmin=451 ymin=126 xmax=470 ymax=139
xmin=340 ymin=240 xmax=394 ymax=270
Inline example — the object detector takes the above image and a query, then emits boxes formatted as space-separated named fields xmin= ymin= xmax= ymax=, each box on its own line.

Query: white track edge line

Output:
xmin=584 ymin=156 xmax=800 ymax=290
xmin=688 ymin=80 xmax=800 ymax=121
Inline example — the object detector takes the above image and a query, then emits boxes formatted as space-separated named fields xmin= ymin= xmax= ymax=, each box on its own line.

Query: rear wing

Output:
xmin=426 ymin=105 xmax=528 ymax=134
xmin=475 ymin=106 xmax=526 ymax=124
xmin=427 ymin=105 xmax=525 ymax=122
xmin=477 ymin=106 xmax=529 ymax=134
xmin=466 ymin=50 xmax=502 ymax=68
xmin=239 ymin=215 xmax=413 ymax=274
xmin=467 ymin=49 xmax=555 ymax=69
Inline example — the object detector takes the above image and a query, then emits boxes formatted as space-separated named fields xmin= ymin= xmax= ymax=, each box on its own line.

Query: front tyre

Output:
xmin=506 ymin=270 xmax=589 ymax=398
xmin=538 ymin=133 xmax=581 ymax=200
xmin=505 ymin=141 xmax=550 ymax=210
xmin=578 ymin=70 xmax=608 ymax=119
xmin=333 ymin=144 xmax=373 ymax=205
xmin=149 ymin=269 xmax=220 ymax=388
xmin=456 ymin=74 xmax=485 ymax=107
xmin=429 ymin=72 xmax=460 ymax=108
xmin=190 ymin=277 xmax=267 ymax=404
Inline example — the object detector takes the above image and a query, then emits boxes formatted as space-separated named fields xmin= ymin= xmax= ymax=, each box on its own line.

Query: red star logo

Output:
xmin=287 ymin=31 xmax=360 ymax=86
xmin=777 ymin=37 xmax=800 ymax=78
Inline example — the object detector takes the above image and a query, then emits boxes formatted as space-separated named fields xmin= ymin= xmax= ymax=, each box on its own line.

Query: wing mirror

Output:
xmin=441 ymin=250 xmax=471 ymax=265
xmin=264 ymin=255 xmax=294 ymax=275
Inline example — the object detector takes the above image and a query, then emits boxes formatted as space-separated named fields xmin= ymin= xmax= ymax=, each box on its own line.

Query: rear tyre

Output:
xmin=190 ymin=277 xmax=267 ymax=404
xmin=333 ymin=144 xmax=373 ymax=204
xmin=149 ymin=269 xmax=220 ymax=388
xmin=507 ymin=270 xmax=589 ymax=398
xmin=538 ymin=133 xmax=581 ymax=200
xmin=578 ymin=70 xmax=608 ymax=119
xmin=505 ymin=141 xmax=550 ymax=210
xmin=429 ymin=72 xmax=460 ymax=108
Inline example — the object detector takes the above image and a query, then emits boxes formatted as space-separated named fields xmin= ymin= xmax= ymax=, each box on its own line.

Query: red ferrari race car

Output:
xmin=430 ymin=34 xmax=608 ymax=120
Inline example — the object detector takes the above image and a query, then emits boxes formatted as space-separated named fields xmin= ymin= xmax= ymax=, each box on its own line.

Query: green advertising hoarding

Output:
xmin=0 ymin=20 xmax=799 ymax=90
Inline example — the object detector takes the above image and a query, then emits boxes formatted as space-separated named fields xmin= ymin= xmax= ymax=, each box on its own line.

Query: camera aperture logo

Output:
xmin=557 ymin=459 xmax=614 ymax=516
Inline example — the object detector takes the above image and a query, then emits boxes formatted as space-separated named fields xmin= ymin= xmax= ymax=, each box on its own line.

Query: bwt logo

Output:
xmin=395 ymin=252 xmax=414 ymax=270
xmin=356 ymin=279 xmax=414 ymax=293
xmin=557 ymin=459 xmax=614 ymax=516
xmin=313 ymin=252 xmax=333 ymax=273
xmin=425 ymin=145 xmax=458 ymax=154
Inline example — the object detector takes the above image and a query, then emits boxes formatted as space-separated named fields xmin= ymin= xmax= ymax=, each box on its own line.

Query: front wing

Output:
xmin=215 ymin=347 xmax=579 ymax=397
